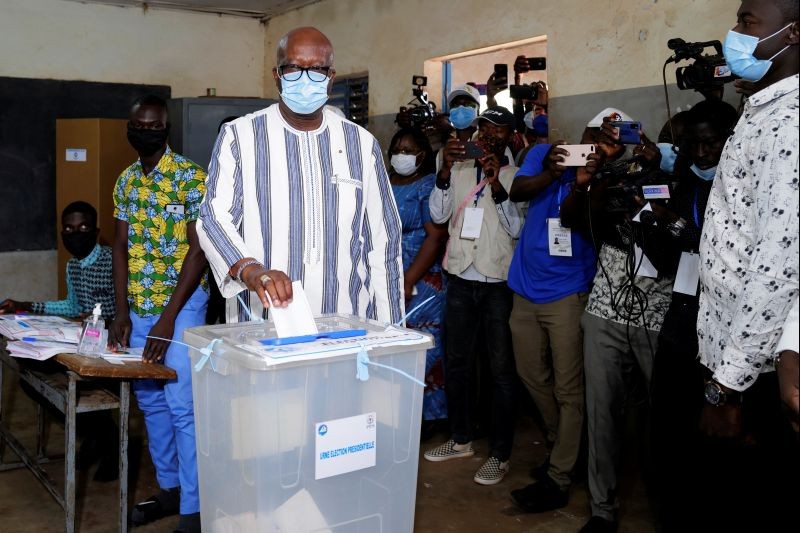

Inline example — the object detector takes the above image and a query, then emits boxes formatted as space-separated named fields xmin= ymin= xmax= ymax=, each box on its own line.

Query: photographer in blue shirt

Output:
xmin=506 ymin=124 xmax=607 ymax=513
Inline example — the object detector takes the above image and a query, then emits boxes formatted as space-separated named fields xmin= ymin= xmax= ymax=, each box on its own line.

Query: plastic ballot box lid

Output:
xmin=184 ymin=313 xmax=432 ymax=371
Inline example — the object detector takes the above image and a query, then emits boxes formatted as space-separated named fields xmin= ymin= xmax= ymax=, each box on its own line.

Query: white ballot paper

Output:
xmin=268 ymin=281 xmax=318 ymax=337
xmin=673 ymin=252 xmax=701 ymax=295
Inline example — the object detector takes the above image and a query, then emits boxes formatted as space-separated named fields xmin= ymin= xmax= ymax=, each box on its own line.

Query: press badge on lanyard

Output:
xmin=461 ymin=208 xmax=484 ymax=239
xmin=673 ymin=192 xmax=702 ymax=295
xmin=548 ymin=181 xmax=572 ymax=257
xmin=461 ymin=169 xmax=486 ymax=240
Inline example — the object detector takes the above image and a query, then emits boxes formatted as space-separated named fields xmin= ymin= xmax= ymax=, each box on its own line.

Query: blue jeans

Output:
xmin=444 ymin=276 xmax=516 ymax=461
xmin=130 ymin=287 xmax=208 ymax=515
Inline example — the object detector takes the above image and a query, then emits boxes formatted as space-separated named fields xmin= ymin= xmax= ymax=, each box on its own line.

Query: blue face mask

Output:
xmin=657 ymin=143 xmax=678 ymax=173
xmin=280 ymin=75 xmax=330 ymax=115
xmin=449 ymin=105 xmax=478 ymax=130
xmin=690 ymin=164 xmax=717 ymax=181
xmin=723 ymin=24 xmax=792 ymax=82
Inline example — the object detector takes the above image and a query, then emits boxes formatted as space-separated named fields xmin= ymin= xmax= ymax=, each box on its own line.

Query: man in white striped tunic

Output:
xmin=197 ymin=27 xmax=403 ymax=324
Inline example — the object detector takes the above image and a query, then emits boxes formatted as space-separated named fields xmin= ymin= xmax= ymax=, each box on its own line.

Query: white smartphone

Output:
xmin=556 ymin=144 xmax=595 ymax=166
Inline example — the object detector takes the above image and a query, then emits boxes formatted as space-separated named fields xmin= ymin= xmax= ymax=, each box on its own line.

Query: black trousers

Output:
xmin=650 ymin=295 xmax=798 ymax=531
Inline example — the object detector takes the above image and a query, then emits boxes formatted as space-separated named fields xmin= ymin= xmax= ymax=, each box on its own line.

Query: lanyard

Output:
xmin=555 ymin=178 xmax=567 ymax=215
xmin=473 ymin=166 xmax=487 ymax=207
xmin=693 ymin=190 xmax=700 ymax=227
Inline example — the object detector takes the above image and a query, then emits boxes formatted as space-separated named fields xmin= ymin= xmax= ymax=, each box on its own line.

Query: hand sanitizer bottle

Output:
xmin=78 ymin=303 xmax=105 ymax=357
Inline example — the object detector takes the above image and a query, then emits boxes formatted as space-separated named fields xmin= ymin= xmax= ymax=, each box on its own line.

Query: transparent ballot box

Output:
xmin=184 ymin=314 xmax=432 ymax=533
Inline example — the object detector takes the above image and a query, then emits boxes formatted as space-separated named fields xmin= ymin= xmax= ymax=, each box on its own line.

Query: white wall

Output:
xmin=0 ymin=0 xmax=266 ymax=98
xmin=0 ymin=0 xmax=267 ymax=300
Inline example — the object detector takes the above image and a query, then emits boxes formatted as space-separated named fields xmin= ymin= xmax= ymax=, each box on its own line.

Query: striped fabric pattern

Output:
xmin=197 ymin=104 xmax=404 ymax=325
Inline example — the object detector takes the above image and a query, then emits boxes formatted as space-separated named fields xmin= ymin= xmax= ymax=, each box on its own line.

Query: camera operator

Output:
xmin=434 ymin=84 xmax=480 ymax=171
xmin=637 ymin=99 xmax=739 ymax=531
xmin=487 ymin=56 xmax=547 ymax=154
xmin=559 ymin=109 xmax=674 ymax=533
xmin=424 ymin=107 xmax=523 ymax=486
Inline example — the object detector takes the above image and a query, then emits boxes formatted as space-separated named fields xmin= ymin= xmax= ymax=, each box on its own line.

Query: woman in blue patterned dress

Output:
xmin=388 ymin=128 xmax=449 ymax=430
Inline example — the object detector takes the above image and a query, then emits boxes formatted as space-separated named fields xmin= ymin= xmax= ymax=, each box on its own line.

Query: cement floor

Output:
xmin=0 ymin=370 xmax=655 ymax=532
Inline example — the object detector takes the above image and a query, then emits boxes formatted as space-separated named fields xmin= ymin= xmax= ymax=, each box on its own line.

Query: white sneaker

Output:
xmin=473 ymin=457 xmax=509 ymax=485
xmin=423 ymin=439 xmax=475 ymax=462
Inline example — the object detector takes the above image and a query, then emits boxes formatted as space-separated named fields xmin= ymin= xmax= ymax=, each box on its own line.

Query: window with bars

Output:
xmin=329 ymin=74 xmax=369 ymax=127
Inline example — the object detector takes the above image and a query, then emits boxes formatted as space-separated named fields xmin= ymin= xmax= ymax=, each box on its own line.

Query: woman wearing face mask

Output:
xmin=646 ymin=98 xmax=740 ymax=532
xmin=388 ymin=128 xmax=449 ymax=437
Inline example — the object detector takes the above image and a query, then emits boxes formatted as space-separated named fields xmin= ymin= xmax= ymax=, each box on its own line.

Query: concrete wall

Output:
xmin=0 ymin=0 xmax=266 ymax=98
xmin=0 ymin=0 xmax=266 ymax=300
xmin=262 ymin=0 xmax=737 ymax=145
xmin=0 ymin=251 xmax=58 ymax=303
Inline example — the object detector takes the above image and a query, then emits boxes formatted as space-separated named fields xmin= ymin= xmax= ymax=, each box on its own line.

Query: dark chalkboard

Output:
xmin=0 ymin=77 xmax=170 ymax=252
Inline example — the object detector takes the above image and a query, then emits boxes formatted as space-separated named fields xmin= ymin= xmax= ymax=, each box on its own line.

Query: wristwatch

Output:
xmin=666 ymin=217 xmax=687 ymax=238
xmin=703 ymin=381 xmax=741 ymax=406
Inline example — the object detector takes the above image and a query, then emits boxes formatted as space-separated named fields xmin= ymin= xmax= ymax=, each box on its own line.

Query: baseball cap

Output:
xmin=471 ymin=106 xmax=515 ymax=128
xmin=447 ymin=84 xmax=481 ymax=107
xmin=586 ymin=107 xmax=634 ymax=127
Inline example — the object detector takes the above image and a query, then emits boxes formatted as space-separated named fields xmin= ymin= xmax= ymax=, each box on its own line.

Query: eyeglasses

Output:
xmin=278 ymin=64 xmax=332 ymax=82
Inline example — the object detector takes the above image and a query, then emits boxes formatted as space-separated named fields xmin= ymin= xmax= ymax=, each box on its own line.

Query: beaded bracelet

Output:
xmin=234 ymin=259 xmax=263 ymax=282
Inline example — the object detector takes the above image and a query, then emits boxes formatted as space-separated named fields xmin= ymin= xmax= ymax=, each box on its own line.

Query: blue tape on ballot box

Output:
xmin=258 ymin=329 xmax=368 ymax=347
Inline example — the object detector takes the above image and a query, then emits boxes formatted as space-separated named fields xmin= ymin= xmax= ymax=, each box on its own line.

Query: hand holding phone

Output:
xmin=462 ymin=141 xmax=485 ymax=159
xmin=556 ymin=144 xmax=596 ymax=166
xmin=493 ymin=64 xmax=508 ymax=81
xmin=544 ymin=142 xmax=568 ymax=177
xmin=527 ymin=57 xmax=546 ymax=70
xmin=609 ymin=121 xmax=642 ymax=144
xmin=441 ymin=138 xmax=466 ymax=168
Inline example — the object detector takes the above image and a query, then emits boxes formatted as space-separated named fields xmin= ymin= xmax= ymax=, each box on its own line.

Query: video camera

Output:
xmin=398 ymin=75 xmax=439 ymax=130
xmin=509 ymin=83 xmax=539 ymax=101
xmin=667 ymin=38 xmax=736 ymax=92
xmin=596 ymin=159 xmax=671 ymax=213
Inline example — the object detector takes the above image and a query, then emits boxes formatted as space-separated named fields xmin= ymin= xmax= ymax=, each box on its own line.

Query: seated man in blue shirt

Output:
xmin=0 ymin=201 xmax=115 ymax=319
xmin=507 ymin=123 xmax=614 ymax=513
xmin=0 ymin=200 xmax=118 ymax=481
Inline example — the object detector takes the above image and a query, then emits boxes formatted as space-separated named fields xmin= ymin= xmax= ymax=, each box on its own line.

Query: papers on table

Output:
xmin=0 ymin=314 xmax=81 ymax=360
xmin=101 ymin=347 xmax=144 ymax=364
xmin=5 ymin=340 xmax=77 ymax=360
xmin=0 ymin=314 xmax=78 ymax=340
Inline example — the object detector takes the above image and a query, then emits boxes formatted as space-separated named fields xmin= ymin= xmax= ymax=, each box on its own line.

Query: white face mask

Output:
xmin=390 ymin=153 xmax=420 ymax=176
xmin=690 ymin=164 xmax=718 ymax=181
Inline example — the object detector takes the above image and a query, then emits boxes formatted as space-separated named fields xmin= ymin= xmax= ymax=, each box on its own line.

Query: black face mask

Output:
xmin=127 ymin=124 xmax=169 ymax=156
xmin=62 ymin=231 xmax=96 ymax=259
xmin=478 ymin=133 xmax=505 ymax=156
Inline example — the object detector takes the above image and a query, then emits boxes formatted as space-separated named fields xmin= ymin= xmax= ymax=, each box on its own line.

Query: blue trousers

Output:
xmin=130 ymin=288 xmax=208 ymax=515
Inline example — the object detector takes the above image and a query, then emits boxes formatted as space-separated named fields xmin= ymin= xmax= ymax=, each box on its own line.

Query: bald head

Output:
xmin=277 ymin=27 xmax=334 ymax=66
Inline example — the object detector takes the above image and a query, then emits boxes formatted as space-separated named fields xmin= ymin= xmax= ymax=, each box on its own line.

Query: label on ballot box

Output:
xmin=315 ymin=412 xmax=377 ymax=480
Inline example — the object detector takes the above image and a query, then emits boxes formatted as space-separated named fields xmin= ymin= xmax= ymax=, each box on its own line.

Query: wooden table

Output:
xmin=0 ymin=345 xmax=175 ymax=533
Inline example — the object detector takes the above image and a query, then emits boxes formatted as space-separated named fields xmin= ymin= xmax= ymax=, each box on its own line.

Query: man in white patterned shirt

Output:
xmin=698 ymin=0 xmax=798 ymax=434
xmin=197 ymin=27 xmax=403 ymax=325
xmin=696 ymin=1 xmax=798 ymax=529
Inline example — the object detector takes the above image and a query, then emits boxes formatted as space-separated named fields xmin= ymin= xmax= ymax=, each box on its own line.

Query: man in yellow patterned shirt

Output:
xmin=109 ymin=95 xmax=207 ymax=533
